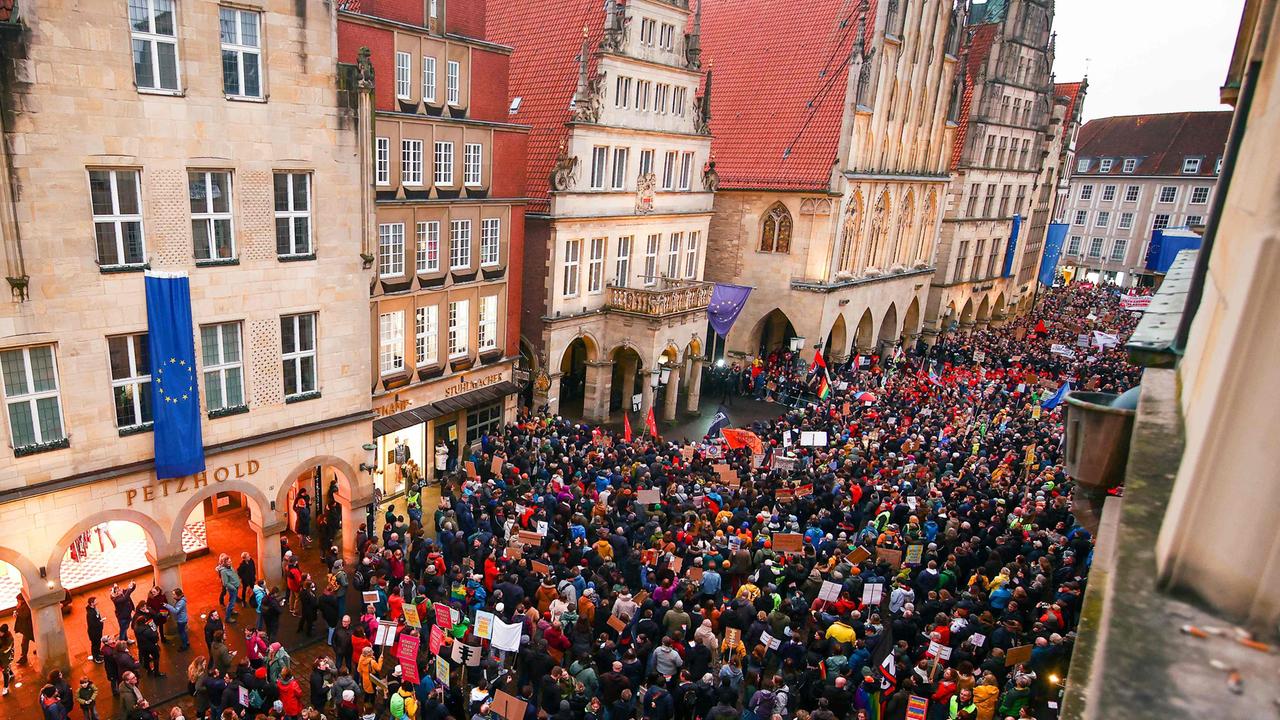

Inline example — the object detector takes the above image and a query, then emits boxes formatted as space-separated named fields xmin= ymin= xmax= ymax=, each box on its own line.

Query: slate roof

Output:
xmin=1074 ymin=111 xmax=1232 ymax=177
xmin=486 ymin=1 xmax=606 ymax=212
xmin=698 ymin=0 xmax=877 ymax=191
xmin=949 ymin=23 xmax=998 ymax=170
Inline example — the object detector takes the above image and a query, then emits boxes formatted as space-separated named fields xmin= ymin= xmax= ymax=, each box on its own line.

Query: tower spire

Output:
xmin=574 ymin=26 xmax=590 ymax=104
xmin=686 ymin=0 xmax=703 ymax=69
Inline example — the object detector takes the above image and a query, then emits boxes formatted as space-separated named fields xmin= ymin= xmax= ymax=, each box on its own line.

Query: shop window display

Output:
xmin=375 ymin=424 xmax=425 ymax=498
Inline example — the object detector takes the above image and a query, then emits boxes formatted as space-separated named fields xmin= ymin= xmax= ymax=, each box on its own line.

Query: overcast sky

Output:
xmin=1048 ymin=0 xmax=1244 ymax=121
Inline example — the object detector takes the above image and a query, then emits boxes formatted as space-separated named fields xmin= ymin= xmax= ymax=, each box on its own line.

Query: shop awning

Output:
xmin=373 ymin=381 xmax=519 ymax=437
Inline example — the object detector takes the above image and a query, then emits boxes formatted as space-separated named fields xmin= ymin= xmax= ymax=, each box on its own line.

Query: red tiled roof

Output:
xmin=700 ymin=0 xmax=876 ymax=191
xmin=949 ymin=23 xmax=998 ymax=170
xmin=1054 ymin=81 xmax=1084 ymax=127
xmin=1075 ymin=111 xmax=1232 ymax=177
xmin=486 ymin=2 xmax=606 ymax=212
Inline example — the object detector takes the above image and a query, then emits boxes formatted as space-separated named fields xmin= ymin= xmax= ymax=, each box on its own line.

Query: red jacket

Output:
xmin=278 ymin=679 xmax=303 ymax=715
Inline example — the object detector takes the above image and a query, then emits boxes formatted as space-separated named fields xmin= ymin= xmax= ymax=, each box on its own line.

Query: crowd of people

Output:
xmin=16 ymin=284 xmax=1141 ymax=720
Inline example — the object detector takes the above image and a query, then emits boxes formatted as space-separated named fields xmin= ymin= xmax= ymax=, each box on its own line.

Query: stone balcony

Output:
xmin=604 ymin=278 xmax=713 ymax=318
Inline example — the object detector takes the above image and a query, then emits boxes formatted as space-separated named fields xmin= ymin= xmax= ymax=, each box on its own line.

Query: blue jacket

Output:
xmin=163 ymin=597 xmax=189 ymax=624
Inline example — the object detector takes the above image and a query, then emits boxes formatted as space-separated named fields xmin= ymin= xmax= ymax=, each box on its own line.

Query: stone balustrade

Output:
xmin=605 ymin=278 xmax=713 ymax=317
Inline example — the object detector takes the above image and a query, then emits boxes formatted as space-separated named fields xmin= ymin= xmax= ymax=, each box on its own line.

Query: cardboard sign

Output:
xmin=607 ymin=614 xmax=627 ymax=633
xmin=636 ymin=488 xmax=661 ymax=505
xmin=876 ymin=547 xmax=903 ymax=569
xmin=904 ymin=544 xmax=924 ymax=566
xmin=465 ymin=461 xmax=478 ymax=479
xmin=518 ymin=530 xmax=542 ymax=546
xmin=776 ymin=488 xmax=794 ymax=503
xmin=670 ymin=556 xmax=683 ymax=573
xmin=492 ymin=690 xmax=529 ymax=720
xmin=818 ymin=580 xmax=843 ymax=602
xmin=680 ymin=446 xmax=695 ymax=461
xmin=1006 ymin=644 xmax=1034 ymax=667
xmin=687 ymin=567 xmax=704 ymax=582
xmin=633 ymin=590 xmax=649 ymax=606
xmin=362 ymin=591 xmax=380 ymax=605
xmin=531 ymin=560 xmax=551 ymax=575
xmin=841 ymin=401 xmax=852 ymax=415
xmin=846 ymin=546 xmax=872 ymax=565
xmin=861 ymin=582 xmax=884 ymax=606
xmin=402 ymin=604 xmax=421 ymax=629
xmin=473 ymin=610 xmax=494 ymax=640
xmin=504 ymin=544 xmax=522 ymax=560
xmin=795 ymin=484 xmax=813 ymax=498
xmin=713 ymin=464 xmax=735 ymax=485
xmin=724 ymin=627 xmax=741 ymax=650
xmin=773 ymin=533 xmax=804 ymax=554
xmin=491 ymin=456 xmax=504 ymax=474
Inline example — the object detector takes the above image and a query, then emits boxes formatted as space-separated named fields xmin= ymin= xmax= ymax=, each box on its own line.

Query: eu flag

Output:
xmin=145 ymin=272 xmax=206 ymax=478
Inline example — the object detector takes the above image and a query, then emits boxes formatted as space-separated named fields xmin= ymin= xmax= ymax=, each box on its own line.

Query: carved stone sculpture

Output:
xmin=356 ymin=47 xmax=375 ymax=89
xmin=636 ymin=172 xmax=657 ymax=214
xmin=549 ymin=143 xmax=579 ymax=191
xmin=573 ymin=74 xmax=605 ymax=123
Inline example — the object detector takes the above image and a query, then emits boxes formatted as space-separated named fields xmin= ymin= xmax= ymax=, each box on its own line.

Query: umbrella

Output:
xmin=856 ymin=391 xmax=877 ymax=403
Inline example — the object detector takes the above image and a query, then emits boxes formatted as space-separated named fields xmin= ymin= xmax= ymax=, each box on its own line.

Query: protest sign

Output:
xmin=636 ymin=488 xmax=661 ymax=504
xmin=517 ymin=530 xmax=543 ymax=546
xmin=846 ymin=546 xmax=872 ymax=565
xmin=491 ymin=618 xmax=523 ymax=652
xmin=906 ymin=696 xmax=928 ymax=720
xmin=451 ymin=642 xmax=483 ymax=667
xmin=862 ymin=582 xmax=884 ymax=606
xmin=818 ymin=580 xmax=842 ymax=602
xmin=465 ymin=461 xmax=478 ymax=479
xmin=397 ymin=635 xmax=420 ymax=667
xmin=795 ymin=484 xmax=814 ymax=498
xmin=428 ymin=624 xmax=444 ymax=655
xmin=402 ymin=604 xmax=421 ymax=629
xmin=773 ymin=455 xmax=797 ymax=472
xmin=362 ymin=591 xmax=380 ymax=605
xmin=435 ymin=655 xmax=449 ymax=685
xmin=687 ymin=566 xmax=704 ymax=582
xmin=531 ymin=560 xmax=551 ymax=575
xmin=876 ymin=547 xmax=903 ymax=569
xmin=799 ymin=431 xmax=828 ymax=447
xmin=760 ymin=631 xmax=781 ymax=650
xmin=969 ymin=632 xmax=986 ymax=648
xmin=633 ymin=590 xmax=649 ymax=606
xmin=492 ymin=691 xmax=529 ymax=720
xmin=607 ymin=614 xmax=627 ymax=633
xmin=401 ymin=659 xmax=420 ymax=685
xmin=435 ymin=603 xmax=455 ymax=630
xmin=473 ymin=610 xmax=494 ymax=640
xmin=724 ymin=627 xmax=741 ymax=650
xmin=680 ymin=446 xmax=695 ymax=461
xmin=973 ymin=350 xmax=986 ymax=364
xmin=536 ymin=520 xmax=549 ymax=536
xmin=772 ymin=533 xmax=804 ymax=554
xmin=504 ymin=544 xmax=522 ymax=560
xmin=239 ymin=687 xmax=250 ymax=707
xmin=1006 ymin=644 xmax=1034 ymax=667
xmin=375 ymin=620 xmax=398 ymax=646
xmin=670 ymin=556 xmax=683 ymax=573
xmin=904 ymin=544 xmax=924 ymax=566
xmin=776 ymin=487 xmax=794 ymax=503
xmin=491 ymin=456 xmax=504 ymax=474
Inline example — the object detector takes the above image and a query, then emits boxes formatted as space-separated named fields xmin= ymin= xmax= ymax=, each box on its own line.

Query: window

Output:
xmin=401 ymin=139 xmax=424 ymax=185
xmin=984 ymin=136 xmax=995 ymax=165
xmin=1118 ymin=212 xmax=1134 ymax=230
xmin=281 ymin=313 xmax=317 ymax=398
xmin=662 ymin=151 xmax=677 ymax=190
xmin=379 ymin=311 xmax=405 ymax=375
xmin=108 ymin=334 xmax=152 ymax=430
xmin=415 ymin=306 xmax=438 ymax=366
xmin=590 ymin=146 xmax=608 ymax=190
xmin=666 ymin=233 xmax=681 ymax=277
xmin=2 ymin=346 xmax=65 ymax=450
xmin=1186 ymin=215 xmax=1204 ymax=227
xmin=201 ymin=323 xmax=244 ymax=413
xmin=1101 ymin=185 xmax=1116 ymax=202
xmin=1095 ymin=211 xmax=1110 ymax=229
xmin=464 ymin=143 xmax=483 ymax=186
xmin=1153 ymin=214 xmax=1170 ymax=231
xmin=447 ymin=300 xmax=469 ymax=358
xmin=423 ymin=56 xmax=437 ymax=102
xmin=376 ymin=137 xmax=390 ymax=186
xmin=449 ymin=219 xmax=471 ymax=269
xmin=1067 ymin=235 xmax=1083 ymax=256
xmin=983 ymin=184 xmax=996 ymax=216
xmin=615 ymin=75 xmax=631 ymax=108
xmin=587 ymin=237 xmax=605 ymax=294
xmin=446 ymin=60 xmax=460 ymax=105
xmin=639 ymin=149 xmax=655 ymax=178
xmin=679 ymin=152 xmax=693 ymax=191
xmin=562 ymin=239 xmax=580 ymax=297
xmin=189 ymin=170 xmax=235 ymax=262
xmin=643 ymin=234 xmax=659 ymax=285
xmin=999 ymin=185 xmax=1011 ymax=216
xmin=973 ymin=240 xmax=985 ymax=280
xmin=611 ymin=148 xmax=629 ymax=190
xmin=272 ymin=172 xmax=312 ymax=257
xmin=89 ymin=169 xmax=146 ymax=268
xmin=987 ymin=241 xmax=1000 ymax=278
xmin=1110 ymin=239 xmax=1128 ymax=262
xmin=1158 ymin=186 xmax=1177 ymax=203
xmin=1182 ymin=157 xmax=1201 ymax=174
xmin=1076 ymin=158 xmax=1089 ymax=173
xmin=1124 ymin=185 xmax=1140 ymax=202
xmin=659 ymin=23 xmax=675 ymax=50
xmin=1073 ymin=210 xmax=1088 ymax=226
xmin=615 ymin=235 xmax=631 ymax=287
xmin=1079 ymin=184 xmax=1094 ymax=201
xmin=1015 ymin=185 xmax=1027 ymax=214
xmin=220 ymin=7 xmax=261 ymax=98
xmin=760 ymin=204 xmax=793 ymax=253
xmin=635 ymin=80 xmax=651 ymax=111
xmin=1099 ymin=158 xmax=1113 ymax=173
xmin=395 ymin=51 xmax=412 ymax=100
xmin=654 ymin=84 xmax=668 ymax=114
xmin=684 ymin=231 xmax=699 ymax=278
xmin=1088 ymin=237 xmax=1104 ymax=258
xmin=1122 ymin=158 xmax=1137 ymax=173
xmin=434 ymin=141 xmax=454 ymax=185
xmin=480 ymin=218 xmax=500 ymax=267
xmin=416 ymin=221 xmax=440 ymax=273
xmin=466 ymin=402 xmax=503 ymax=445
xmin=640 ymin=17 xmax=656 ymax=45
xmin=1190 ymin=186 xmax=1210 ymax=204
xmin=130 ymin=0 xmax=180 ymax=91
xmin=672 ymin=87 xmax=686 ymax=116
xmin=378 ymin=223 xmax=405 ymax=277
xmin=966 ymin=185 xmax=979 ymax=216
xmin=478 ymin=295 xmax=498 ymax=351
xmin=429 ymin=0 xmax=438 ymax=18
xmin=954 ymin=241 xmax=968 ymax=282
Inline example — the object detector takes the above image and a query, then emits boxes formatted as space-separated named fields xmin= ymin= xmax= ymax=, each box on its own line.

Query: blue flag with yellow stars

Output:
xmin=145 ymin=271 xmax=206 ymax=478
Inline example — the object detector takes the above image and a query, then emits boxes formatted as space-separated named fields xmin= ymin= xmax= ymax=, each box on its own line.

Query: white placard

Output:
xmin=818 ymin=580 xmax=842 ymax=602
xmin=782 ymin=430 xmax=793 ymax=447
xmin=760 ymin=631 xmax=780 ymax=650
xmin=799 ymin=431 xmax=828 ymax=447
xmin=969 ymin=632 xmax=986 ymax=648
xmin=375 ymin=620 xmax=398 ymax=646
xmin=491 ymin=618 xmax=523 ymax=652
xmin=861 ymin=582 xmax=884 ymax=606
xmin=536 ymin=521 xmax=548 ymax=536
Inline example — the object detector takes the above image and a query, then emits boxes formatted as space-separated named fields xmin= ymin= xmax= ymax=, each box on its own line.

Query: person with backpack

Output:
xmin=746 ymin=676 xmax=779 ymax=720
xmin=640 ymin=679 xmax=673 ymax=720
xmin=389 ymin=682 xmax=418 ymax=720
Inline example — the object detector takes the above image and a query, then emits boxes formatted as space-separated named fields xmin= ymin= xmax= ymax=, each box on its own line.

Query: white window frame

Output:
xmin=395 ymin=52 xmax=412 ymax=100
xmin=643 ymin=234 xmax=659 ymax=285
xmin=590 ymin=146 xmax=608 ymax=190
xmin=464 ymin=143 xmax=483 ymax=187
xmin=679 ymin=152 xmax=693 ymax=191
xmin=1110 ymin=239 xmax=1128 ymax=262
xmin=672 ymin=86 xmax=686 ymax=116
xmin=635 ymin=80 xmax=650 ymax=111
xmin=201 ymin=322 xmax=245 ymax=413
xmin=587 ymin=236 xmax=605 ymax=294
xmin=190 ymin=170 xmax=236 ymax=262
xmin=378 ymin=222 xmax=405 ymax=278
xmin=401 ymin=139 xmax=424 ymax=186
xmin=659 ymin=23 xmax=675 ymax=50
xmin=1190 ymin=186 xmax=1210 ymax=204
xmin=1122 ymin=158 xmax=1137 ymax=173
xmin=108 ymin=334 xmax=152 ymax=430
xmin=478 ymin=295 xmax=498 ymax=352
xmin=376 ymin=137 xmax=390 ymax=186
xmin=1182 ymin=158 xmax=1201 ymax=174
xmin=684 ymin=231 xmax=699 ymax=279
xmin=1088 ymin=237 xmax=1104 ymax=258
xmin=1118 ymin=212 xmax=1134 ymax=230
xmin=423 ymin=56 xmax=437 ymax=102
xmin=220 ymin=7 xmax=262 ymax=99
xmin=274 ymin=172 xmax=312 ymax=257
xmin=1101 ymin=185 xmax=1116 ymax=202
xmin=1076 ymin=158 xmax=1090 ymax=173
xmin=655 ymin=84 xmax=668 ymax=114
xmin=416 ymin=221 xmax=440 ymax=273
xmin=611 ymin=147 xmax=629 ymax=190
xmin=1079 ymin=184 xmax=1093 ymax=200
xmin=447 ymin=60 xmax=460 ymax=106
xmin=415 ymin=305 xmax=438 ymax=367
xmin=379 ymin=311 xmax=405 ymax=375
xmin=1098 ymin=158 xmax=1113 ymax=173
xmin=562 ymin=239 xmax=581 ymax=297
xmin=640 ymin=18 xmax=656 ymax=46
xmin=130 ymin=0 xmax=181 ymax=92
xmin=662 ymin=151 xmax=677 ymax=190
xmin=1124 ymin=185 xmax=1140 ymax=202
xmin=1186 ymin=214 xmax=1204 ymax=227
xmin=449 ymin=219 xmax=471 ymax=270
xmin=1152 ymin=214 xmax=1171 ymax=232
xmin=1158 ymin=186 xmax=1177 ymax=203
xmin=666 ymin=232 xmax=681 ymax=277
xmin=480 ymin=217 xmax=500 ymax=267
xmin=434 ymin=141 xmax=454 ymax=186
xmin=447 ymin=300 xmax=469 ymax=358
xmin=615 ymin=235 xmax=631 ymax=287
xmin=1 ymin=345 xmax=65 ymax=449
xmin=89 ymin=169 xmax=147 ymax=268
xmin=615 ymin=75 xmax=631 ymax=109
xmin=1073 ymin=210 xmax=1087 ymax=226
xmin=281 ymin=313 xmax=318 ymax=398
xmin=1066 ymin=235 xmax=1083 ymax=256
xmin=1095 ymin=211 xmax=1110 ymax=229
xmin=639 ymin=149 xmax=655 ymax=177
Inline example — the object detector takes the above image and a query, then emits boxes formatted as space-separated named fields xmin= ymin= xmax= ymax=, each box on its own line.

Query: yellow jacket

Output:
xmin=358 ymin=654 xmax=383 ymax=695
xmin=972 ymin=683 xmax=1000 ymax=720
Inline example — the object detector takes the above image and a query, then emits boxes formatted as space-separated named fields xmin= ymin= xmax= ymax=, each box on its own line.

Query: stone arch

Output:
xmin=0 ymin=546 xmax=42 ymax=596
xmin=977 ymin=295 xmax=992 ymax=324
xmin=960 ymin=297 xmax=975 ymax=326
xmin=838 ymin=191 xmax=864 ymax=273
xmin=759 ymin=201 xmax=793 ymax=254
xmin=747 ymin=308 xmax=799 ymax=355
xmin=902 ymin=295 xmax=923 ymax=342
xmin=168 ymin=479 xmax=274 ymax=551
xmin=278 ymin=455 xmax=358 ymax=512
xmin=685 ymin=337 xmax=703 ymax=359
xmin=561 ymin=332 xmax=601 ymax=367
xmin=519 ymin=336 xmax=540 ymax=373
xmin=894 ymin=190 xmax=916 ymax=267
xmin=992 ymin=292 xmax=1007 ymax=322
xmin=824 ymin=313 xmax=849 ymax=360
xmin=854 ymin=308 xmax=876 ymax=352
xmin=878 ymin=302 xmax=900 ymax=350
xmin=48 ymin=508 xmax=173 ymax=586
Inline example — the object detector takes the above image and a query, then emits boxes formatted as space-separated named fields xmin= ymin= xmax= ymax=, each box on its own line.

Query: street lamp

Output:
xmin=359 ymin=441 xmax=377 ymax=474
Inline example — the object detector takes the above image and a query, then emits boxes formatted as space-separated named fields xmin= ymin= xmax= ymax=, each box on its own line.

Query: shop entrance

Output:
xmin=434 ymin=419 xmax=459 ymax=476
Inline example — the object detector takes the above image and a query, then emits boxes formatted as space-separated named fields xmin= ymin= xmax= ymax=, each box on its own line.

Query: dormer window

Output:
xmin=1182 ymin=157 xmax=1201 ymax=174
xmin=1076 ymin=158 xmax=1090 ymax=173
xmin=1122 ymin=158 xmax=1137 ymax=173
xmin=1099 ymin=158 xmax=1113 ymax=172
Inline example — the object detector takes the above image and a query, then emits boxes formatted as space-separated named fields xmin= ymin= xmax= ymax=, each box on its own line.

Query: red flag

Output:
xmin=1034 ymin=319 xmax=1048 ymax=335
xmin=646 ymin=406 xmax=659 ymax=438
xmin=721 ymin=428 xmax=764 ymax=455
xmin=623 ymin=412 xmax=633 ymax=443
xmin=810 ymin=349 xmax=828 ymax=373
